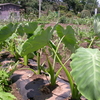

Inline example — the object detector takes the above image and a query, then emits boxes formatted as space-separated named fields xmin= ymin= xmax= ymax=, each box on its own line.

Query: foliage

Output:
xmin=37 ymin=16 xmax=50 ymax=24
xmin=56 ymin=25 xmax=77 ymax=53
xmin=81 ymin=10 xmax=91 ymax=18
xmin=0 ymin=13 xmax=99 ymax=100
xmin=50 ymin=38 xmax=81 ymax=99
xmin=66 ymin=11 xmax=75 ymax=17
xmin=60 ymin=10 xmax=66 ymax=16
xmin=42 ymin=40 xmax=63 ymax=86
xmin=59 ymin=5 xmax=68 ymax=12
xmin=43 ymin=46 xmax=62 ymax=86
xmin=0 ymin=69 xmax=16 ymax=100
xmin=0 ymin=23 xmax=17 ymax=43
xmin=77 ymin=12 xmax=81 ymax=18
xmin=16 ymin=22 xmax=56 ymax=65
xmin=59 ymin=16 xmax=66 ymax=23
xmin=17 ymin=26 xmax=52 ymax=56
xmin=0 ymin=91 xmax=16 ymax=100
xmin=71 ymin=47 xmax=100 ymax=100
xmin=0 ymin=0 xmax=99 ymax=16
xmin=63 ymin=0 xmax=98 ymax=14
xmin=0 ymin=70 xmax=11 ymax=92
xmin=47 ymin=11 xmax=58 ymax=21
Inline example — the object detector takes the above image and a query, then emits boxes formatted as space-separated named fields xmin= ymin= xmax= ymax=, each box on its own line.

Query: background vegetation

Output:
xmin=0 ymin=0 xmax=100 ymax=18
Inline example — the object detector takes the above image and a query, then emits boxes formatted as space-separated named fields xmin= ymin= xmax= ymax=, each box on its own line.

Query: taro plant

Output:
xmin=41 ymin=39 xmax=63 ymax=86
xmin=0 ymin=23 xmax=17 ymax=51
xmin=16 ymin=22 xmax=41 ymax=65
xmin=0 ymin=23 xmax=17 ymax=43
xmin=53 ymin=45 xmax=100 ymax=100
xmin=37 ymin=24 xmax=81 ymax=98
xmin=16 ymin=22 xmax=56 ymax=74
xmin=5 ymin=32 xmax=20 ymax=61
xmin=56 ymin=24 xmax=78 ymax=53
xmin=49 ymin=16 xmax=100 ymax=100
xmin=51 ymin=44 xmax=81 ymax=99
xmin=46 ymin=25 xmax=81 ymax=99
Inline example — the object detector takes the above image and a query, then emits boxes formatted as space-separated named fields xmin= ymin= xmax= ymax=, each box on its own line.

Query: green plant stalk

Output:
xmin=47 ymin=57 xmax=55 ymax=86
xmin=47 ymin=36 xmax=67 ymax=86
xmin=14 ymin=52 xmax=20 ymax=61
xmin=51 ymin=37 xmax=65 ymax=85
xmin=73 ymin=84 xmax=81 ymax=99
xmin=44 ymin=49 xmax=55 ymax=86
xmin=42 ymin=49 xmax=63 ymax=86
xmin=46 ymin=37 xmax=64 ymax=86
xmin=9 ymin=40 xmax=19 ymax=61
xmin=51 ymin=36 xmax=65 ymax=68
xmin=88 ymin=36 xmax=96 ymax=48
xmin=52 ymin=48 xmax=77 ymax=98
xmin=9 ymin=40 xmax=15 ymax=56
xmin=54 ymin=66 xmax=63 ymax=82
xmin=23 ymin=55 xmax=28 ymax=66
xmin=37 ymin=52 xmax=41 ymax=74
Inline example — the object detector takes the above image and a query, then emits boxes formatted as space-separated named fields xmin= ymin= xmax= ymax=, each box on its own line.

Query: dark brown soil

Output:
xmin=40 ymin=84 xmax=58 ymax=94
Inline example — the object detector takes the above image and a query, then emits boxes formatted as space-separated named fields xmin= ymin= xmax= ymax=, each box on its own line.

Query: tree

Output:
xmin=62 ymin=0 xmax=98 ymax=14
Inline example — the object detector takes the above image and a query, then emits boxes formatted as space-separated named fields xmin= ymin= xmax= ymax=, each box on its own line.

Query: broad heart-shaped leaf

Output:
xmin=94 ymin=14 xmax=100 ymax=37
xmin=70 ymin=47 xmax=100 ymax=100
xmin=16 ymin=23 xmax=24 ymax=36
xmin=56 ymin=25 xmax=77 ymax=52
xmin=23 ymin=22 xmax=38 ymax=34
xmin=0 ymin=23 xmax=16 ymax=42
xmin=19 ymin=26 xmax=52 ymax=56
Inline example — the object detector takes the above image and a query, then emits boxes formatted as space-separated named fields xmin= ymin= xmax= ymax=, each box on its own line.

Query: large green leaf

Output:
xmin=0 ymin=23 xmax=16 ymax=42
xmin=70 ymin=47 xmax=100 ymax=100
xmin=16 ymin=23 xmax=24 ymax=36
xmin=18 ymin=26 xmax=52 ymax=56
xmin=56 ymin=25 xmax=77 ymax=52
xmin=16 ymin=22 xmax=38 ymax=37
xmin=23 ymin=22 xmax=38 ymax=34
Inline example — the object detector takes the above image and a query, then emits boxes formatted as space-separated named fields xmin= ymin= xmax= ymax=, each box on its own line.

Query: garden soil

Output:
xmin=0 ymin=51 xmax=86 ymax=100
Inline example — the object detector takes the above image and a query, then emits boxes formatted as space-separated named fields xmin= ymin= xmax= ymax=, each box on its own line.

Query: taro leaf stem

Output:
xmin=24 ymin=55 xmax=28 ymax=66
xmin=88 ymin=36 xmax=96 ymax=48
xmin=49 ymin=36 xmax=74 ymax=97
xmin=51 ymin=48 xmax=74 ymax=98
xmin=37 ymin=52 xmax=41 ymax=74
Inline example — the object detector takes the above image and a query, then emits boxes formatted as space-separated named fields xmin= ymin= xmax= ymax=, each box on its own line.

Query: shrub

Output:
xmin=60 ymin=10 xmax=66 ymax=16
xmin=77 ymin=12 xmax=81 ymax=18
xmin=59 ymin=16 xmax=66 ymax=23
xmin=81 ymin=10 xmax=91 ymax=18
xmin=66 ymin=11 xmax=75 ymax=17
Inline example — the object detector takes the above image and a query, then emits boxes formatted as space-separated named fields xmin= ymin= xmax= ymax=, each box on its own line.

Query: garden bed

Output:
xmin=0 ymin=21 xmax=98 ymax=100
xmin=0 ymin=50 xmax=87 ymax=100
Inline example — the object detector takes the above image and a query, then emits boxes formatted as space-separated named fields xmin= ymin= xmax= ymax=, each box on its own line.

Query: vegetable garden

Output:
xmin=0 ymin=14 xmax=100 ymax=100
